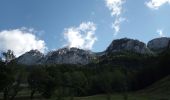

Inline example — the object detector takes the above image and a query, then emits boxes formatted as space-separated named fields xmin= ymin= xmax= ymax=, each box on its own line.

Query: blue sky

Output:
xmin=0 ymin=0 xmax=170 ymax=56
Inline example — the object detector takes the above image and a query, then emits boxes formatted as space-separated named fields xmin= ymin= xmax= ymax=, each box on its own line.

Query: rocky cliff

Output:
xmin=16 ymin=37 xmax=170 ymax=65
xmin=147 ymin=37 xmax=170 ymax=53
xmin=43 ymin=47 xmax=96 ymax=65
xmin=106 ymin=38 xmax=151 ymax=54
xmin=17 ymin=50 xmax=44 ymax=65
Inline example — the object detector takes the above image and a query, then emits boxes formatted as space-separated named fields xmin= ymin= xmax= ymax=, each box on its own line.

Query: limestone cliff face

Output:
xmin=17 ymin=50 xmax=44 ymax=65
xmin=16 ymin=37 xmax=170 ymax=65
xmin=43 ymin=47 xmax=95 ymax=65
xmin=106 ymin=38 xmax=151 ymax=54
xmin=147 ymin=37 xmax=170 ymax=53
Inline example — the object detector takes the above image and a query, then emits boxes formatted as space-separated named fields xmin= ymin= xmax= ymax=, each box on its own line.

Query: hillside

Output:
xmin=0 ymin=37 xmax=170 ymax=100
xmin=139 ymin=75 xmax=170 ymax=95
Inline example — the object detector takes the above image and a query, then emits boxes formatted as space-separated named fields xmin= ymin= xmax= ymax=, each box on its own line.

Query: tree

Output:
xmin=28 ymin=67 xmax=56 ymax=99
xmin=9 ymin=67 xmax=27 ymax=100
xmin=2 ymin=50 xmax=15 ymax=63
xmin=61 ymin=71 xmax=88 ymax=99
xmin=0 ymin=66 xmax=14 ymax=100
xmin=0 ymin=61 xmax=23 ymax=100
xmin=99 ymin=72 xmax=113 ymax=100
xmin=0 ymin=51 xmax=16 ymax=100
xmin=70 ymin=71 xmax=88 ymax=96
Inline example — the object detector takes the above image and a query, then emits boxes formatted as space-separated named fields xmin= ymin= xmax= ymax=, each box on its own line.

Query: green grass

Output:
xmin=0 ymin=92 xmax=170 ymax=100
xmin=138 ymin=75 xmax=170 ymax=95
xmin=71 ymin=93 xmax=170 ymax=100
xmin=1 ymin=76 xmax=170 ymax=100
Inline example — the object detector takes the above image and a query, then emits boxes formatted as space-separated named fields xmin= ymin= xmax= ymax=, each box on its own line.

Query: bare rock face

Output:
xmin=17 ymin=50 xmax=44 ymax=65
xmin=147 ymin=37 xmax=170 ymax=53
xmin=17 ymin=37 xmax=170 ymax=65
xmin=106 ymin=38 xmax=151 ymax=54
xmin=43 ymin=47 xmax=95 ymax=65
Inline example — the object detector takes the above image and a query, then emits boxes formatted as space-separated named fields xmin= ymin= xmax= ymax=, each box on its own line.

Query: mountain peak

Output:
xmin=147 ymin=37 xmax=170 ymax=53
xmin=106 ymin=38 xmax=151 ymax=54
xmin=16 ymin=37 xmax=170 ymax=65
xmin=43 ymin=47 xmax=95 ymax=65
xmin=17 ymin=50 xmax=44 ymax=65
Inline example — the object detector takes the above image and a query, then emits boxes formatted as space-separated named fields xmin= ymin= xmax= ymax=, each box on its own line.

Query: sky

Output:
xmin=0 ymin=0 xmax=170 ymax=57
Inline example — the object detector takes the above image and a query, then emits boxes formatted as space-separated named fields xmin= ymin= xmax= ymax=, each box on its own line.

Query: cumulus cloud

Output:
xmin=0 ymin=28 xmax=47 ymax=57
xmin=157 ymin=29 xmax=165 ymax=37
xmin=105 ymin=0 xmax=126 ymax=34
xmin=64 ymin=22 xmax=97 ymax=50
xmin=146 ymin=0 xmax=170 ymax=10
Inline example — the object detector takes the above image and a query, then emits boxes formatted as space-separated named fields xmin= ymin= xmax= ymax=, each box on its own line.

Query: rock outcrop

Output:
xmin=147 ymin=37 xmax=170 ymax=53
xmin=17 ymin=50 xmax=44 ymax=65
xmin=16 ymin=37 xmax=170 ymax=65
xmin=43 ymin=47 xmax=95 ymax=65
xmin=106 ymin=38 xmax=151 ymax=54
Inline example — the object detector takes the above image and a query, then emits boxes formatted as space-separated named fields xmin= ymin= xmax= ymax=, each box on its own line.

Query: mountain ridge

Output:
xmin=15 ymin=37 xmax=170 ymax=65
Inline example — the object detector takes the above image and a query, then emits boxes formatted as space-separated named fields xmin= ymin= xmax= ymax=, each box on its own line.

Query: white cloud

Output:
xmin=0 ymin=28 xmax=47 ymax=57
xmin=64 ymin=22 xmax=97 ymax=50
xmin=157 ymin=29 xmax=165 ymax=37
xmin=105 ymin=0 xmax=126 ymax=35
xmin=105 ymin=0 xmax=125 ymax=16
xmin=146 ymin=0 xmax=170 ymax=10
xmin=112 ymin=17 xmax=126 ymax=35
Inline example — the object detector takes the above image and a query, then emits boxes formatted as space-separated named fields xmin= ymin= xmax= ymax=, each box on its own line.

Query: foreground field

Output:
xmin=1 ymin=93 xmax=170 ymax=100
xmin=1 ymin=76 xmax=170 ymax=100
xmin=1 ymin=74 xmax=169 ymax=100
xmin=72 ymin=93 xmax=170 ymax=100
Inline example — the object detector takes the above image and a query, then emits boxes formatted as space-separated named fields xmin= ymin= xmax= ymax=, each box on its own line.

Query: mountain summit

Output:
xmin=106 ymin=38 xmax=151 ymax=54
xmin=147 ymin=37 xmax=170 ymax=53
xmin=43 ymin=47 xmax=96 ymax=65
xmin=16 ymin=37 xmax=170 ymax=65
xmin=17 ymin=50 xmax=44 ymax=65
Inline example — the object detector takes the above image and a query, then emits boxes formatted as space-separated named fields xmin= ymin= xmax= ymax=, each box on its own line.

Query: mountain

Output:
xmin=43 ymin=47 xmax=96 ymax=65
xmin=16 ymin=48 xmax=96 ymax=65
xmin=16 ymin=50 xmax=44 ymax=65
xmin=147 ymin=37 xmax=170 ymax=53
xmin=16 ymin=37 xmax=170 ymax=65
xmin=106 ymin=38 xmax=151 ymax=54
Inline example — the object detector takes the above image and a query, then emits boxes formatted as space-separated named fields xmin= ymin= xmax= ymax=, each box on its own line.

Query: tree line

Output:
xmin=0 ymin=50 xmax=170 ymax=100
